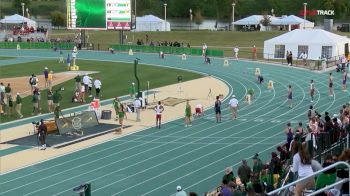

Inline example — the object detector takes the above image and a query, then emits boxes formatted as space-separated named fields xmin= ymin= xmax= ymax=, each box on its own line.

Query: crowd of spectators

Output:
xmin=136 ymin=39 xmax=191 ymax=48
xmin=203 ymin=103 xmax=350 ymax=196
xmin=12 ymin=25 xmax=47 ymax=36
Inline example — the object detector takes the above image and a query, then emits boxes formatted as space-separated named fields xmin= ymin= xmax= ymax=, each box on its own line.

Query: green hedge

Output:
xmin=110 ymin=44 xmax=224 ymax=57
xmin=0 ymin=42 xmax=75 ymax=50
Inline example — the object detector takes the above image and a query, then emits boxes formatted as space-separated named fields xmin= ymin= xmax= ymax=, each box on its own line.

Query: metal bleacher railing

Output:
xmin=109 ymin=44 xmax=224 ymax=57
xmin=267 ymin=161 xmax=350 ymax=196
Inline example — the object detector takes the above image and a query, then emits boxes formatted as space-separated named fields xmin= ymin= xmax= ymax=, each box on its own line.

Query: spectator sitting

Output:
xmin=175 ymin=186 xmax=186 ymax=196
xmin=223 ymin=166 xmax=235 ymax=184
xmin=315 ymin=155 xmax=337 ymax=196
xmin=72 ymin=90 xmax=81 ymax=103
xmin=220 ymin=179 xmax=232 ymax=196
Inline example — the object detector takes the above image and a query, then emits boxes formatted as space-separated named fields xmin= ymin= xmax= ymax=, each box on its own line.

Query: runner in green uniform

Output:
xmin=118 ymin=103 xmax=125 ymax=131
xmin=113 ymin=97 xmax=120 ymax=120
xmin=184 ymin=100 xmax=192 ymax=127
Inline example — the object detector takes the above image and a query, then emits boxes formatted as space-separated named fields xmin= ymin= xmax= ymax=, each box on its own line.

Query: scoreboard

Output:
xmin=67 ymin=0 xmax=131 ymax=30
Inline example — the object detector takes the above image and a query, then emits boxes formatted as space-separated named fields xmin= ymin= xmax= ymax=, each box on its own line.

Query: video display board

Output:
xmin=67 ymin=0 xmax=131 ymax=30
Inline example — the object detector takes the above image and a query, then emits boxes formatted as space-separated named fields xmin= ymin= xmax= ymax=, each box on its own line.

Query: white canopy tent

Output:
xmin=134 ymin=15 xmax=170 ymax=32
xmin=271 ymin=15 xmax=314 ymax=30
xmin=233 ymin=15 xmax=279 ymax=31
xmin=264 ymin=29 xmax=350 ymax=60
xmin=0 ymin=14 xmax=37 ymax=29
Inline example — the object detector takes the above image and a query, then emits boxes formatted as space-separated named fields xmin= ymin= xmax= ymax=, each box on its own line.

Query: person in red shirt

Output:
xmin=252 ymin=45 xmax=257 ymax=60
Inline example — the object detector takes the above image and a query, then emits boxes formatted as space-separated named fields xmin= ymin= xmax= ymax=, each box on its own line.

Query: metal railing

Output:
xmin=267 ymin=161 xmax=350 ymax=195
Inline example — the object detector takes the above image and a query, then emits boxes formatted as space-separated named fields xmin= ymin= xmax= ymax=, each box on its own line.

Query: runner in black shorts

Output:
xmin=329 ymin=72 xmax=333 ymax=97
xmin=215 ymin=96 xmax=222 ymax=123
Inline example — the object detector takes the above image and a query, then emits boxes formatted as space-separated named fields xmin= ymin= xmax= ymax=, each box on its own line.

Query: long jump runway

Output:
xmin=0 ymin=49 xmax=349 ymax=195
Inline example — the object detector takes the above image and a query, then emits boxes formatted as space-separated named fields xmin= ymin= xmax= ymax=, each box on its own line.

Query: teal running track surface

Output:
xmin=0 ymin=49 xmax=348 ymax=195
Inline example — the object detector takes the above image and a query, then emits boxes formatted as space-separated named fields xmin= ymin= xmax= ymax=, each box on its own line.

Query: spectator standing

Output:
xmin=285 ymin=122 xmax=294 ymax=151
xmin=229 ymin=95 xmax=239 ymax=120
xmin=53 ymin=90 xmax=62 ymax=109
xmin=32 ymin=91 xmax=40 ymax=115
xmin=47 ymin=71 xmax=54 ymax=90
xmin=175 ymin=186 xmax=187 ymax=196
xmin=289 ymin=51 xmax=293 ymax=66
xmin=15 ymin=93 xmax=23 ymax=118
xmin=184 ymin=100 xmax=192 ymax=127
xmin=129 ymin=82 xmax=136 ymax=99
xmin=234 ymin=46 xmax=239 ymax=59
xmin=7 ymin=95 xmax=13 ymax=116
xmin=286 ymin=50 xmax=290 ymax=65
xmin=74 ymin=74 xmax=81 ymax=90
xmin=237 ymin=159 xmax=252 ymax=185
xmin=47 ymin=89 xmax=54 ymax=112
xmin=4 ymin=83 xmax=11 ymax=105
xmin=291 ymin=143 xmax=315 ymax=196
xmin=94 ymin=77 xmax=102 ymax=98
xmin=134 ymin=98 xmax=142 ymax=122
xmin=252 ymin=153 xmax=263 ymax=179
xmin=252 ymin=45 xmax=257 ymax=60
xmin=82 ymin=74 xmax=92 ymax=98
xmin=300 ymin=52 xmax=308 ymax=66
xmin=66 ymin=54 xmax=71 ymax=70
xmin=43 ymin=67 xmax=49 ymax=88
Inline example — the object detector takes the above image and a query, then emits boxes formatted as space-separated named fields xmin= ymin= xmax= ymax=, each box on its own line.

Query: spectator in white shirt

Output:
xmin=228 ymin=95 xmax=239 ymax=120
xmin=82 ymin=74 xmax=92 ymax=97
xmin=300 ymin=52 xmax=308 ymax=66
xmin=94 ymin=78 xmax=102 ymax=98
xmin=134 ymin=98 xmax=142 ymax=122
xmin=291 ymin=143 xmax=315 ymax=196
xmin=233 ymin=46 xmax=239 ymax=59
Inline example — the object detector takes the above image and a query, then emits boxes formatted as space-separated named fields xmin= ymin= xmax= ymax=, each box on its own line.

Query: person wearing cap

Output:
xmin=15 ymin=93 xmax=23 ymax=118
xmin=175 ymin=185 xmax=186 ymax=196
xmin=228 ymin=95 xmax=239 ymax=120
xmin=237 ymin=159 xmax=252 ymax=186
xmin=43 ymin=67 xmax=49 ymax=88
xmin=223 ymin=166 xmax=235 ymax=183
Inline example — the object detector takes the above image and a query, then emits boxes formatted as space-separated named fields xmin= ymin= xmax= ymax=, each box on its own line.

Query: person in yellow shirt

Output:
xmin=48 ymin=71 xmax=54 ymax=90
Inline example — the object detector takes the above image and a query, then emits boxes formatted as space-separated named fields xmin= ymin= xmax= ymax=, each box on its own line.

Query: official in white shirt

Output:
xmin=228 ymin=95 xmax=239 ymax=120
xmin=82 ymin=74 xmax=92 ymax=97
xmin=94 ymin=78 xmax=102 ymax=98
xmin=134 ymin=98 xmax=142 ymax=122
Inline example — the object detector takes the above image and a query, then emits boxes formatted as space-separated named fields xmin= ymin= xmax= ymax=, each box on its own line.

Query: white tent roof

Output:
xmin=264 ymin=29 xmax=350 ymax=45
xmin=0 ymin=14 xmax=36 ymax=25
xmin=271 ymin=15 xmax=313 ymax=25
xmin=233 ymin=15 xmax=279 ymax=25
xmin=137 ymin=15 xmax=163 ymax=22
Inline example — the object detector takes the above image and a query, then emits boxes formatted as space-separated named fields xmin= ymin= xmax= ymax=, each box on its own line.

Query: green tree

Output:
xmin=260 ymin=13 xmax=271 ymax=27
xmin=194 ymin=10 xmax=204 ymax=30
xmin=12 ymin=0 xmax=31 ymax=16
xmin=51 ymin=11 xmax=66 ymax=28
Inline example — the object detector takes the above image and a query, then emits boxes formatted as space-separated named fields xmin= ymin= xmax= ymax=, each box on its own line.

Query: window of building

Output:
xmin=274 ymin=45 xmax=285 ymax=58
xmin=321 ymin=46 xmax=332 ymax=59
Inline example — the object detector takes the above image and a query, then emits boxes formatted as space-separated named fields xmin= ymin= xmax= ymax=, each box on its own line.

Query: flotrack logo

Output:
xmin=299 ymin=9 xmax=335 ymax=16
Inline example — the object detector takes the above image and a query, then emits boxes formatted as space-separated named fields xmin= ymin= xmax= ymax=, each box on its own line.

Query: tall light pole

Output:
xmin=303 ymin=3 xmax=307 ymax=29
xmin=189 ymin=8 xmax=192 ymax=31
xmin=26 ymin=8 xmax=29 ymax=18
xmin=164 ymin=3 xmax=167 ymax=31
xmin=21 ymin=2 xmax=25 ymax=28
xmin=232 ymin=3 xmax=235 ymax=31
